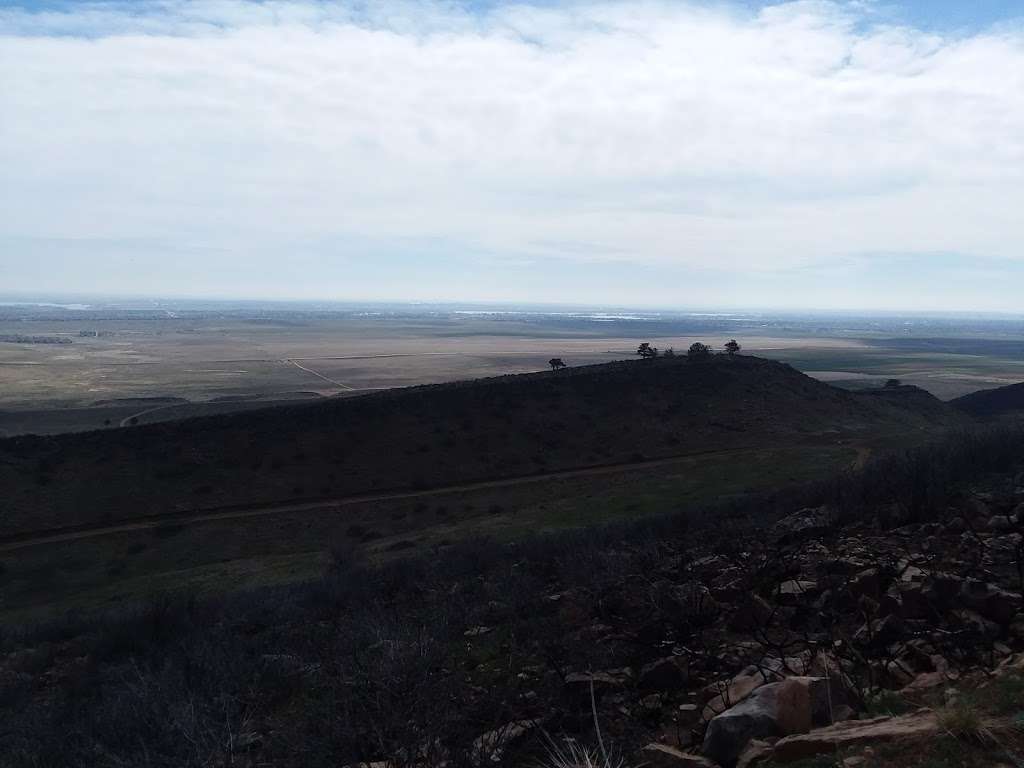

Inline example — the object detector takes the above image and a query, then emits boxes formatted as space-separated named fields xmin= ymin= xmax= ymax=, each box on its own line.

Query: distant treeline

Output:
xmin=0 ymin=335 xmax=72 ymax=346
xmin=0 ymin=334 xmax=71 ymax=344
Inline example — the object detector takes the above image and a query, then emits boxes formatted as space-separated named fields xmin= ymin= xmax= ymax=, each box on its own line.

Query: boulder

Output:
xmin=777 ymin=580 xmax=818 ymax=605
xmin=987 ymin=515 xmax=1016 ymax=533
xmin=701 ymin=667 xmax=778 ymax=721
xmin=639 ymin=743 xmax=716 ymax=768
xmin=921 ymin=573 xmax=962 ymax=606
xmin=702 ymin=679 xmax=813 ymax=766
xmin=959 ymin=581 xmax=1022 ymax=625
xmin=786 ymin=675 xmax=851 ymax=727
xmin=963 ymin=498 xmax=991 ymax=523
xmin=472 ymin=720 xmax=539 ymax=764
xmin=853 ymin=615 xmax=904 ymax=647
xmin=772 ymin=507 xmax=831 ymax=544
xmin=728 ymin=594 xmax=774 ymax=632
xmin=848 ymin=568 xmax=882 ymax=600
xmin=672 ymin=582 xmax=721 ymax=625
xmin=640 ymin=657 xmax=687 ymax=693
xmin=767 ymin=711 xmax=938 ymax=763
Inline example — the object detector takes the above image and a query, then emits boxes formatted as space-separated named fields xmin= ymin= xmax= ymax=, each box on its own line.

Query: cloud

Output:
xmin=1 ymin=1 xmax=1024 ymax=307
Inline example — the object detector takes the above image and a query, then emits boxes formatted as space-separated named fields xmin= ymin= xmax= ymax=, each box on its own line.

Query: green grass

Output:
xmin=0 ymin=439 xmax=861 ymax=622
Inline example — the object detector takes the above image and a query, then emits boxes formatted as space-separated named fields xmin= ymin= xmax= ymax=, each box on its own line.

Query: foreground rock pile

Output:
xmin=475 ymin=483 xmax=1024 ymax=767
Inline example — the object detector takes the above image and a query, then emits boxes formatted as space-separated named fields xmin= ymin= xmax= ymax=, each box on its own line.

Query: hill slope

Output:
xmin=0 ymin=355 xmax=967 ymax=537
xmin=951 ymin=380 xmax=1024 ymax=418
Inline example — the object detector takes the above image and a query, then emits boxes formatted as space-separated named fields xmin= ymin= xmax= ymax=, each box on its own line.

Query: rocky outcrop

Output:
xmin=702 ymin=678 xmax=813 ymax=765
xmin=765 ymin=711 xmax=939 ymax=763
xmin=639 ymin=743 xmax=717 ymax=768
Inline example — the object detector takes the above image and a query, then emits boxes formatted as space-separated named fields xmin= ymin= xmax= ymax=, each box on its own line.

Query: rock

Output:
xmin=672 ymin=582 xmax=721 ymax=625
xmin=786 ymin=676 xmax=850 ymax=727
xmin=641 ymin=694 xmax=663 ymax=712
xmin=849 ymin=568 xmax=882 ymax=600
xmin=736 ymin=739 xmax=773 ymax=768
xmin=772 ymin=507 xmax=832 ymax=544
xmin=472 ymin=720 xmax=539 ymax=763
xmin=640 ymin=657 xmax=687 ymax=693
xmin=1009 ymin=620 xmax=1024 ymax=640
xmin=777 ymin=580 xmax=818 ymax=606
xmin=892 ymin=583 xmax=930 ymax=619
xmin=959 ymin=581 xmax=1022 ymax=625
xmin=987 ymin=515 xmax=1016 ymax=533
xmin=564 ymin=669 xmax=631 ymax=697
xmin=921 ymin=573 xmax=962 ymax=606
xmin=768 ymin=711 xmax=938 ymax=763
xmin=963 ymin=498 xmax=991 ymax=523
xmin=854 ymin=615 xmax=904 ymax=647
xmin=728 ymin=594 xmax=774 ymax=632
xmin=701 ymin=667 xmax=777 ymax=721
xmin=640 ymin=743 xmax=717 ymax=768
xmin=942 ymin=517 xmax=966 ymax=535
xmin=702 ymin=679 xmax=812 ymax=766
xmin=954 ymin=609 xmax=1000 ymax=637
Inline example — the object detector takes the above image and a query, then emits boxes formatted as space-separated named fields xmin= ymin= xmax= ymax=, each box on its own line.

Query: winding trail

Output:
xmin=0 ymin=447 xmax=764 ymax=553
xmin=1 ymin=438 xmax=873 ymax=554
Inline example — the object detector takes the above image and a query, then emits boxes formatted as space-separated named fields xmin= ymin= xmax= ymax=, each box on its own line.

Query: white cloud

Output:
xmin=1 ymin=1 xmax=1024 ymax=304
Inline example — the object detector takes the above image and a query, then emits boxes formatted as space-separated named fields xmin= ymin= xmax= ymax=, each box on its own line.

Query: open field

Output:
xmin=2 ymin=303 xmax=1024 ymax=435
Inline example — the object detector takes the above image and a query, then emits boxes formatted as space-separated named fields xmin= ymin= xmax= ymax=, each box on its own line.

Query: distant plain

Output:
xmin=3 ymin=303 xmax=1024 ymax=436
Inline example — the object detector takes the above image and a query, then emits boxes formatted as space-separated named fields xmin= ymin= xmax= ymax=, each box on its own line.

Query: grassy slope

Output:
xmin=0 ymin=355 xmax=966 ymax=538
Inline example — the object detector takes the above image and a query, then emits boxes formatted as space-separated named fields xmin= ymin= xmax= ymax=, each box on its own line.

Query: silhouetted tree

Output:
xmin=663 ymin=347 xmax=676 ymax=358
xmin=885 ymin=378 xmax=902 ymax=388
xmin=548 ymin=358 xmax=566 ymax=371
xmin=724 ymin=339 xmax=741 ymax=355
xmin=687 ymin=342 xmax=711 ymax=359
xmin=637 ymin=342 xmax=659 ymax=359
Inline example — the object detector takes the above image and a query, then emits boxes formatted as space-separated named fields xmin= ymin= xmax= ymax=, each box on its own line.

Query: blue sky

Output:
xmin=2 ymin=0 xmax=1024 ymax=310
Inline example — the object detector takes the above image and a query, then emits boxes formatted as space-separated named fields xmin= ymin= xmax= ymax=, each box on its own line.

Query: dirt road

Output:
xmin=0 ymin=447 xmax=772 ymax=553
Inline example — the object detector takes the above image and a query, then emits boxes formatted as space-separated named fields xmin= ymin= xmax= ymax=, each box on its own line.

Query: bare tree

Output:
xmin=548 ymin=358 xmax=567 ymax=371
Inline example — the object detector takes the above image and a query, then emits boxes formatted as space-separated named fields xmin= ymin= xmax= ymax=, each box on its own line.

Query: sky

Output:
xmin=2 ymin=0 xmax=1023 ymax=311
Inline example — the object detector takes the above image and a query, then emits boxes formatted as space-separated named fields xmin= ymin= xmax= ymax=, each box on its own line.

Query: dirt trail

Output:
xmin=1 ymin=448 xmax=769 ymax=553
xmin=1 ymin=437 xmax=873 ymax=554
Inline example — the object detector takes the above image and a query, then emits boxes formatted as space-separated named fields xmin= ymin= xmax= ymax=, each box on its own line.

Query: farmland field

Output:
xmin=2 ymin=301 xmax=1024 ymax=436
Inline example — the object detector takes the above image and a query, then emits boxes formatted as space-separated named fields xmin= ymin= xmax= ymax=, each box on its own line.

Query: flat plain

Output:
xmin=3 ymin=304 xmax=1024 ymax=436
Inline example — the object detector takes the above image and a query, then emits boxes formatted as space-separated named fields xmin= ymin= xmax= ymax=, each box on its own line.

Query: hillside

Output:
xmin=952 ymin=380 xmax=1024 ymax=418
xmin=0 ymin=355 xmax=967 ymax=539
xmin=4 ymin=425 xmax=1024 ymax=768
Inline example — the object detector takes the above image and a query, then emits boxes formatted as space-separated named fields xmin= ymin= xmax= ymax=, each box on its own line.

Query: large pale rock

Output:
xmin=639 ymin=743 xmax=716 ymax=768
xmin=702 ymin=679 xmax=812 ymax=766
xmin=768 ymin=711 xmax=938 ymax=763
xmin=701 ymin=668 xmax=777 ymax=721
xmin=777 ymin=580 xmax=818 ymax=606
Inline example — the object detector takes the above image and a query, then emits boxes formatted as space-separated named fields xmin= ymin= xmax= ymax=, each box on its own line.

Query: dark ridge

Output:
xmin=0 ymin=354 xmax=968 ymax=537
xmin=951 ymin=380 xmax=1024 ymax=418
